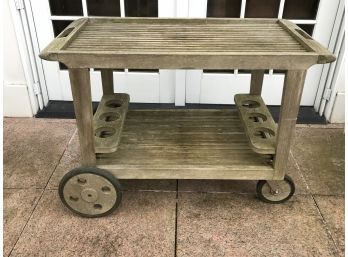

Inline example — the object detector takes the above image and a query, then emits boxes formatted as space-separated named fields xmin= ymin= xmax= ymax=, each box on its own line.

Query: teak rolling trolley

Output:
xmin=40 ymin=18 xmax=335 ymax=217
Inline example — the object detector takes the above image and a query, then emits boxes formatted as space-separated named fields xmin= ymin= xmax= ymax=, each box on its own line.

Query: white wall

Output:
xmin=3 ymin=0 xmax=33 ymax=117
xmin=327 ymin=58 xmax=345 ymax=123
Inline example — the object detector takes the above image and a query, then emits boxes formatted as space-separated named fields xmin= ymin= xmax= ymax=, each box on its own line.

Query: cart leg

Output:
xmin=101 ymin=69 xmax=114 ymax=95
xmin=273 ymin=70 xmax=307 ymax=179
xmin=250 ymin=70 xmax=265 ymax=95
xmin=69 ymin=68 xmax=96 ymax=166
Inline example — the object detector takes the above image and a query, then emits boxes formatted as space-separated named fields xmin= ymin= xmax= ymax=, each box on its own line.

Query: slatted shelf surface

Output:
xmin=67 ymin=21 xmax=307 ymax=53
xmin=96 ymin=109 xmax=274 ymax=180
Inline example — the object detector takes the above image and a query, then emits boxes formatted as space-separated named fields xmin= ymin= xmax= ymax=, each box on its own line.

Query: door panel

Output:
xmin=125 ymin=0 xmax=158 ymax=17
xmin=48 ymin=0 xmax=83 ymax=16
xmin=199 ymin=73 xmax=284 ymax=105
xmin=282 ymin=0 xmax=320 ymax=19
xmin=87 ymin=0 xmax=121 ymax=16
xmin=245 ymin=0 xmax=280 ymax=18
xmin=207 ymin=0 xmax=241 ymax=17
xmin=186 ymin=0 xmax=339 ymax=106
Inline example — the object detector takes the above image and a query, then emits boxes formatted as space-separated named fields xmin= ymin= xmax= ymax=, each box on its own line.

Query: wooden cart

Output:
xmin=40 ymin=18 xmax=335 ymax=217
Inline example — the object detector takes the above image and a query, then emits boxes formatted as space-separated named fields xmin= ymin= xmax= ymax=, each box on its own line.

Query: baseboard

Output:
xmin=4 ymin=83 xmax=33 ymax=117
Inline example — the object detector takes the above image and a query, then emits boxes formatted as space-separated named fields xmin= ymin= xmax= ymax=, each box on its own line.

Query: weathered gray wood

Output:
xmin=69 ymin=68 xmax=96 ymax=166
xmin=57 ymin=53 xmax=319 ymax=70
xmin=39 ymin=18 xmax=88 ymax=61
xmin=250 ymin=70 xmax=264 ymax=95
xmin=234 ymin=94 xmax=277 ymax=154
xmin=94 ymin=93 xmax=129 ymax=153
xmin=39 ymin=18 xmax=335 ymax=70
xmin=273 ymin=70 xmax=307 ymax=179
xmin=101 ymin=69 xmax=114 ymax=95
xmin=278 ymin=19 xmax=336 ymax=64
xmin=96 ymin=109 xmax=274 ymax=179
xmin=99 ymin=167 xmax=274 ymax=180
xmin=38 ymin=18 xmax=336 ymax=182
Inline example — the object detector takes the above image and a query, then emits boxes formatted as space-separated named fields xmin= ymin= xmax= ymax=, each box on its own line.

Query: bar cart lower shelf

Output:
xmin=59 ymin=95 xmax=295 ymax=218
xmin=96 ymin=101 xmax=276 ymax=180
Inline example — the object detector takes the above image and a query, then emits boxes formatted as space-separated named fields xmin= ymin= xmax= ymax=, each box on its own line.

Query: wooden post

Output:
xmin=101 ymin=69 xmax=114 ymax=95
xmin=273 ymin=70 xmax=307 ymax=179
xmin=69 ymin=68 xmax=96 ymax=166
xmin=250 ymin=70 xmax=265 ymax=95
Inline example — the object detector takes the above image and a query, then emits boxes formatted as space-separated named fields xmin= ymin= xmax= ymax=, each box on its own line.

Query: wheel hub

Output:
xmin=271 ymin=189 xmax=279 ymax=195
xmin=81 ymin=188 xmax=98 ymax=202
xmin=262 ymin=182 xmax=291 ymax=201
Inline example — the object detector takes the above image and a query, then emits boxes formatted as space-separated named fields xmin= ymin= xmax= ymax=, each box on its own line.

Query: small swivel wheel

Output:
xmin=256 ymin=175 xmax=295 ymax=204
xmin=58 ymin=167 xmax=122 ymax=218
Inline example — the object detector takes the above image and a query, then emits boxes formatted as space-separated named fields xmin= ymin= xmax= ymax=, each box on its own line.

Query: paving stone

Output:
xmin=314 ymin=195 xmax=345 ymax=257
xmin=4 ymin=189 xmax=42 ymax=257
xmin=11 ymin=190 xmax=176 ymax=257
xmin=4 ymin=118 xmax=76 ymax=188
xmin=46 ymin=131 xmax=80 ymax=190
xmin=177 ymin=193 xmax=338 ymax=257
xmin=47 ymin=132 xmax=176 ymax=191
xmin=178 ymin=155 xmax=308 ymax=195
xmin=292 ymin=128 xmax=344 ymax=195
xmin=4 ymin=118 xmax=345 ymax=257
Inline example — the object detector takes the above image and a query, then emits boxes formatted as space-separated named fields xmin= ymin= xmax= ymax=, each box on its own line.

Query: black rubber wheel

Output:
xmin=256 ymin=175 xmax=295 ymax=204
xmin=58 ymin=167 xmax=122 ymax=218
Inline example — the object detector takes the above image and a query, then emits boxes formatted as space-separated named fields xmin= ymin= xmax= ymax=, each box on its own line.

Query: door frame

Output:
xmin=9 ymin=0 xmax=51 ymax=114
xmin=314 ymin=0 xmax=345 ymax=114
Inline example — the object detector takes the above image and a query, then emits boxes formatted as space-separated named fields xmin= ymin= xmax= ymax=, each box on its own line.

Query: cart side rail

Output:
xmin=39 ymin=18 xmax=88 ymax=61
xmin=278 ymin=19 xmax=336 ymax=64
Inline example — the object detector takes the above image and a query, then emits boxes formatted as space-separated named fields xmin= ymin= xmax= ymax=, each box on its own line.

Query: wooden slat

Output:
xmin=56 ymin=52 xmax=319 ymax=70
xmin=234 ymin=94 xmax=277 ymax=154
xmin=96 ymin=109 xmax=274 ymax=179
xmin=93 ymin=93 xmax=129 ymax=153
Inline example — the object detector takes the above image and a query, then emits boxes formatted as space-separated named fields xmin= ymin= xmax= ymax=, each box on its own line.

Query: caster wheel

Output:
xmin=58 ymin=167 xmax=122 ymax=218
xmin=256 ymin=175 xmax=295 ymax=204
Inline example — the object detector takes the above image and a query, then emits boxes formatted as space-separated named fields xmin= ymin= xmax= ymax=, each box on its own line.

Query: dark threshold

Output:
xmin=35 ymin=101 xmax=327 ymax=124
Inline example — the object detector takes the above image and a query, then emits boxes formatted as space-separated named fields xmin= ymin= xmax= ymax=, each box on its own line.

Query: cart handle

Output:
xmin=39 ymin=18 xmax=88 ymax=61
xmin=278 ymin=19 xmax=336 ymax=64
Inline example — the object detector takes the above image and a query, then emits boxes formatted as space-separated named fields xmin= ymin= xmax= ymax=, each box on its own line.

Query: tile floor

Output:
xmin=3 ymin=117 xmax=344 ymax=257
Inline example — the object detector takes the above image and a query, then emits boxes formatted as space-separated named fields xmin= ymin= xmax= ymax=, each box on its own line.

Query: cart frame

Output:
xmin=40 ymin=18 xmax=335 ymax=213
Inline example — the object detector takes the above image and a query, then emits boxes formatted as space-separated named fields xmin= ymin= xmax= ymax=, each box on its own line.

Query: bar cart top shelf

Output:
xmin=40 ymin=18 xmax=335 ymax=70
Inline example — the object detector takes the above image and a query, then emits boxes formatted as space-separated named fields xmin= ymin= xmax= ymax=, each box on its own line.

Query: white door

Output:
xmin=30 ymin=0 xmax=179 ymax=103
xmin=185 ymin=0 xmax=341 ymax=106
